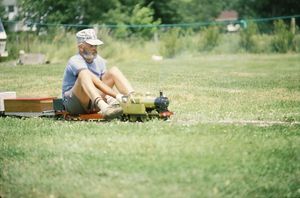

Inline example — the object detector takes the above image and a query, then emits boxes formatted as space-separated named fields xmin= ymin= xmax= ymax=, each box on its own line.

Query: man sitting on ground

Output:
xmin=62 ymin=28 xmax=135 ymax=119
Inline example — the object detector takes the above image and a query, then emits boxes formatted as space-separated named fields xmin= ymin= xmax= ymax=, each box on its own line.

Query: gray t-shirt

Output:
xmin=62 ymin=54 xmax=106 ymax=97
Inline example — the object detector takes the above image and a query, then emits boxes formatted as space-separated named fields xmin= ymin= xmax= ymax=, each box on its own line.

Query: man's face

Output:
xmin=79 ymin=42 xmax=98 ymax=63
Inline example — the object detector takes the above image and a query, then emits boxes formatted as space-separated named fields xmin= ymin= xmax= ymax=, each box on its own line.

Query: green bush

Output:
xmin=159 ymin=28 xmax=181 ymax=58
xmin=271 ymin=20 xmax=295 ymax=53
xmin=129 ymin=4 xmax=160 ymax=39
xmin=180 ymin=28 xmax=196 ymax=52
xmin=199 ymin=25 xmax=220 ymax=51
xmin=294 ymin=34 xmax=300 ymax=52
xmin=5 ymin=29 xmax=77 ymax=63
xmin=254 ymin=34 xmax=273 ymax=53
xmin=106 ymin=4 xmax=160 ymax=40
xmin=212 ymin=33 xmax=240 ymax=54
xmin=239 ymin=22 xmax=259 ymax=52
xmin=6 ymin=32 xmax=33 ymax=60
xmin=113 ymin=23 xmax=130 ymax=39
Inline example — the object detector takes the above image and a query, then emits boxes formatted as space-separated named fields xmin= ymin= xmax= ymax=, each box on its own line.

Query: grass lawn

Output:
xmin=0 ymin=53 xmax=300 ymax=197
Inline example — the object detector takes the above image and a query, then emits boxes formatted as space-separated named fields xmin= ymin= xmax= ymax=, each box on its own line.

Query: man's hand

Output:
xmin=127 ymin=91 xmax=136 ymax=103
xmin=116 ymin=92 xmax=136 ymax=103
xmin=116 ymin=94 xmax=126 ymax=103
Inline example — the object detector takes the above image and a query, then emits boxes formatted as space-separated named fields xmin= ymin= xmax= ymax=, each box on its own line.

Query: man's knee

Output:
xmin=77 ymin=69 xmax=91 ymax=83
xmin=108 ymin=66 xmax=120 ymax=75
xmin=72 ymin=70 xmax=93 ymax=103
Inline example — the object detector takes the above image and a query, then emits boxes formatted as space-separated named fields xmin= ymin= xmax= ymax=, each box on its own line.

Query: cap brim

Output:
xmin=85 ymin=39 xmax=104 ymax=46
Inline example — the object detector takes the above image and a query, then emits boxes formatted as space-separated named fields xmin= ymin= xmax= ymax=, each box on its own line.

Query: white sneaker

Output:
xmin=102 ymin=104 xmax=123 ymax=120
xmin=106 ymin=95 xmax=120 ymax=106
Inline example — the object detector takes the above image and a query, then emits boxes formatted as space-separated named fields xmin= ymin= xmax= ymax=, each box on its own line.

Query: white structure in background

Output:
xmin=2 ymin=0 xmax=34 ymax=32
xmin=3 ymin=0 xmax=18 ymax=21
xmin=227 ymin=23 xmax=241 ymax=32
xmin=0 ymin=19 xmax=8 ymax=57
xmin=216 ymin=10 xmax=240 ymax=32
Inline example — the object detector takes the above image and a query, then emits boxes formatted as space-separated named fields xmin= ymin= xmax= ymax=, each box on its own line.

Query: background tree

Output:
xmin=20 ymin=0 xmax=85 ymax=31
xmin=80 ymin=0 xmax=121 ymax=24
xmin=19 ymin=0 xmax=160 ymax=31
xmin=234 ymin=0 xmax=300 ymax=18
xmin=179 ymin=0 xmax=224 ymax=23
xmin=19 ymin=0 xmax=300 ymax=32
xmin=143 ymin=0 xmax=182 ymax=24
xmin=0 ymin=0 xmax=7 ymax=21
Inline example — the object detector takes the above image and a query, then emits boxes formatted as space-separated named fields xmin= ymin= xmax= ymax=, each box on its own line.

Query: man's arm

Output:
xmin=87 ymin=70 xmax=118 ymax=98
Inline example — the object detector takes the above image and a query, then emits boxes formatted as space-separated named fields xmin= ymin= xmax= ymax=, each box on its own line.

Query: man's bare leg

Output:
xmin=101 ymin=66 xmax=135 ymax=95
xmin=71 ymin=69 xmax=122 ymax=118
xmin=71 ymin=69 xmax=101 ymax=108
xmin=72 ymin=69 xmax=126 ymax=103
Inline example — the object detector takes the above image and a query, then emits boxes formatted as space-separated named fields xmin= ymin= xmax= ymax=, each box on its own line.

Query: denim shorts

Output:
xmin=63 ymin=91 xmax=94 ymax=115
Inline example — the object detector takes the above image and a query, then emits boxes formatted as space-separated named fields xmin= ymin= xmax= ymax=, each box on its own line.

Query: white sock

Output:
xmin=97 ymin=99 xmax=109 ymax=112
xmin=105 ymin=95 xmax=117 ymax=104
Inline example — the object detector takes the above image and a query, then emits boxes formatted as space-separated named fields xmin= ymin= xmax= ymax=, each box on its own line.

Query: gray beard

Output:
xmin=82 ymin=50 xmax=96 ymax=61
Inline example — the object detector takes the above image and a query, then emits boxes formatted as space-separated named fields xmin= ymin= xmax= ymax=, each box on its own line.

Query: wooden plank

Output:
xmin=63 ymin=113 xmax=104 ymax=121
xmin=79 ymin=113 xmax=104 ymax=120
xmin=4 ymin=97 xmax=55 ymax=112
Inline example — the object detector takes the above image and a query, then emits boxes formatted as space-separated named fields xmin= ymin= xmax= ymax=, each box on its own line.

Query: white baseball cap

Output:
xmin=76 ymin=28 xmax=103 ymax=46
